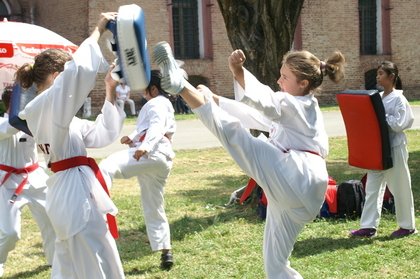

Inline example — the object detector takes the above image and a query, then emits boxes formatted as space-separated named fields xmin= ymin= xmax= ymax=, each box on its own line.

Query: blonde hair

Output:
xmin=15 ymin=49 xmax=72 ymax=89
xmin=282 ymin=50 xmax=345 ymax=94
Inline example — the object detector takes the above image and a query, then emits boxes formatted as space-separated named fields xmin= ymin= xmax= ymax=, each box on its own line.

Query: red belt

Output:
xmin=0 ymin=162 xmax=39 ymax=203
xmin=50 ymin=156 xmax=119 ymax=239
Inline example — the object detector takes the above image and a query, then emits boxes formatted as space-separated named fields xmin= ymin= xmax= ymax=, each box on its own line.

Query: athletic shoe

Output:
xmin=0 ymin=263 xmax=4 ymax=277
xmin=160 ymin=251 xmax=174 ymax=270
xmin=390 ymin=228 xmax=417 ymax=238
xmin=153 ymin=42 xmax=185 ymax=95
xmin=350 ymin=228 xmax=377 ymax=238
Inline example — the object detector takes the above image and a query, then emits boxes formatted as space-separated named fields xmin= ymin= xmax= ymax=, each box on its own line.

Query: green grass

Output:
xmin=4 ymin=131 xmax=420 ymax=278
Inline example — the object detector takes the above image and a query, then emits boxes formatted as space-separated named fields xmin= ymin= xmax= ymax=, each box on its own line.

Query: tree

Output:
xmin=217 ymin=0 xmax=304 ymax=90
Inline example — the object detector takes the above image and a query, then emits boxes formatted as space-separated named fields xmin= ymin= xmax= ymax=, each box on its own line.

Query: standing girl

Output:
xmin=351 ymin=61 xmax=416 ymax=238
xmin=153 ymin=42 xmax=345 ymax=278
xmin=14 ymin=13 xmax=126 ymax=278
xmin=100 ymin=70 xmax=176 ymax=270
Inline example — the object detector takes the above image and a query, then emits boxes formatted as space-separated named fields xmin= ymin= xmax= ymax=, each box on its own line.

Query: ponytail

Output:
xmin=15 ymin=63 xmax=35 ymax=89
xmin=15 ymin=49 xmax=72 ymax=90
xmin=283 ymin=50 xmax=346 ymax=94
xmin=323 ymin=51 xmax=346 ymax=83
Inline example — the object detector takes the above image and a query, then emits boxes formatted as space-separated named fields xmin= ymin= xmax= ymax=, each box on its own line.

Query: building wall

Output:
xmin=10 ymin=0 xmax=420 ymax=115
xmin=390 ymin=0 xmax=420 ymax=90
xmin=300 ymin=0 xmax=420 ymax=103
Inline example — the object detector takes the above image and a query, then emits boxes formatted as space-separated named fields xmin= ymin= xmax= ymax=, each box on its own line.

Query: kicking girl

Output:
xmin=152 ymin=42 xmax=345 ymax=278
xmin=14 ymin=13 xmax=126 ymax=278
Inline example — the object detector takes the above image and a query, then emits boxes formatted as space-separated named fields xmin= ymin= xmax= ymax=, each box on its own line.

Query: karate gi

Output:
xmin=19 ymin=38 xmax=126 ymax=279
xmin=0 ymin=114 xmax=55 ymax=268
xmin=194 ymin=69 xmax=329 ymax=279
xmin=361 ymin=89 xmax=415 ymax=230
xmin=100 ymin=94 xmax=175 ymax=252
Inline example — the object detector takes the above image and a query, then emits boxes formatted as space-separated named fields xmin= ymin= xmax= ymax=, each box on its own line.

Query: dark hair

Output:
xmin=378 ymin=61 xmax=402 ymax=90
xmin=1 ymin=86 xmax=13 ymax=110
xmin=283 ymin=50 xmax=345 ymax=94
xmin=147 ymin=69 xmax=170 ymax=97
xmin=15 ymin=49 xmax=72 ymax=89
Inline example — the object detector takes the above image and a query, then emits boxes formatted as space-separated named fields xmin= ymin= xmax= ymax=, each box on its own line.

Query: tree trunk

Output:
xmin=217 ymin=0 xmax=304 ymax=91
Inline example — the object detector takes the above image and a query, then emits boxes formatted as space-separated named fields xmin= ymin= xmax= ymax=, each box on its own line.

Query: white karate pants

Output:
xmin=193 ymin=100 xmax=328 ymax=279
xmin=0 ymin=186 xmax=55 ymax=266
xmin=361 ymin=144 xmax=415 ymax=230
xmin=51 ymin=202 xmax=125 ymax=279
xmin=100 ymin=148 xmax=172 ymax=251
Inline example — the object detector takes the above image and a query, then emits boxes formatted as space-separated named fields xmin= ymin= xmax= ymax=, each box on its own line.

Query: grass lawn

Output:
xmin=3 ymin=130 xmax=420 ymax=278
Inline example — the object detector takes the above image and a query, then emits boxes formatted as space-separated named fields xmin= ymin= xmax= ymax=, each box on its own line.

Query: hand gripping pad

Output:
xmin=336 ymin=90 xmax=393 ymax=170
xmin=107 ymin=4 xmax=151 ymax=91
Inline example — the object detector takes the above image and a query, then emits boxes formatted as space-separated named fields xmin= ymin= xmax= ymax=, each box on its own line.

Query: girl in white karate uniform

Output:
xmin=0 ymin=89 xmax=55 ymax=277
xmin=14 ymin=13 xmax=126 ymax=279
xmin=351 ymin=61 xmax=417 ymax=238
xmin=153 ymin=42 xmax=345 ymax=279
xmin=100 ymin=70 xmax=175 ymax=270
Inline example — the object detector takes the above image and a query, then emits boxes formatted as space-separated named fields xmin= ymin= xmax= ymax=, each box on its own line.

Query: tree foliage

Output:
xmin=217 ymin=0 xmax=304 ymax=90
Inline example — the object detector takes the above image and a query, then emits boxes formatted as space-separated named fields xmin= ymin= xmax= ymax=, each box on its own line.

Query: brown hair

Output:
xmin=282 ymin=50 xmax=345 ymax=94
xmin=1 ymin=86 xmax=13 ymax=110
xmin=15 ymin=49 xmax=72 ymax=89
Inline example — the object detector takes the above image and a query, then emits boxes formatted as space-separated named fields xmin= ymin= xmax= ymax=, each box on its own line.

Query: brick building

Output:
xmin=1 ymin=0 xmax=419 ymax=115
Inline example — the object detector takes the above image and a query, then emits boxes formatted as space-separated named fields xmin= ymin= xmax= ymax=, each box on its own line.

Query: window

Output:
xmin=172 ymin=0 xmax=200 ymax=59
xmin=359 ymin=0 xmax=378 ymax=55
xmin=0 ymin=0 xmax=9 ymax=20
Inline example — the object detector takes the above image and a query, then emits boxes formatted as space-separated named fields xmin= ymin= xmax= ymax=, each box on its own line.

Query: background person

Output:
xmin=350 ymin=61 xmax=416 ymax=238
xmin=116 ymin=82 xmax=136 ymax=116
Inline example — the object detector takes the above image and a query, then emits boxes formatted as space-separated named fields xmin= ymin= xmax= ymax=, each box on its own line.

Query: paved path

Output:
xmin=87 ymin=106 xmax=420 ymax=158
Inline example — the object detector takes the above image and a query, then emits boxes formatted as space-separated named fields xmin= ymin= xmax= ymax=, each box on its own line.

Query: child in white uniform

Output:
xmin=153 ymin=42 xmax=345 ymax=279
xmin=351 ymin=61 xmax=417 ymax=238
xmin=100 ymin=70 xmax=176 ymax=269
xmin=14 ymin=13 xmax=126 ymax=278
xmin=0 ymin=89 xmax=55 ymax=277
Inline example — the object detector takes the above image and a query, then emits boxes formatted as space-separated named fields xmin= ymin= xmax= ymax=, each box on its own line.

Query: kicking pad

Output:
xmin=107 ymin=4 xmax=151 ymax=91
xmin=8 ymin=84 xmax=36 ymax=136
xmin=336 ymin=90 xmax=392 ymax=170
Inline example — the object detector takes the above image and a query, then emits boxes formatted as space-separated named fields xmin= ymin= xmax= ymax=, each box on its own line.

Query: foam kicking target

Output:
xmin=8 ymin=83 xmax=35 ymax=136
xmin=336 ymin=90 xmax=393 ymax=170
xmin=107 ymin=4 xmax=151 ymax=91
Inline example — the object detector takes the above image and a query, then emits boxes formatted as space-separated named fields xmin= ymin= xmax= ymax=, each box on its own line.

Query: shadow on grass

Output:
xmin=293 ymin=235 xmax=393 ymax=258
xmin=124 ymin=267 xmax=155 ymax=277
xmin=117 ymin=139 xmax=420 ymax=265
xmin=115 ymin=208 xmax=260 ymax=273
xmin=5 ymin=265 xmax=50 ymax=278
xmin=113 ymin=172 xmax=259 ymax=267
